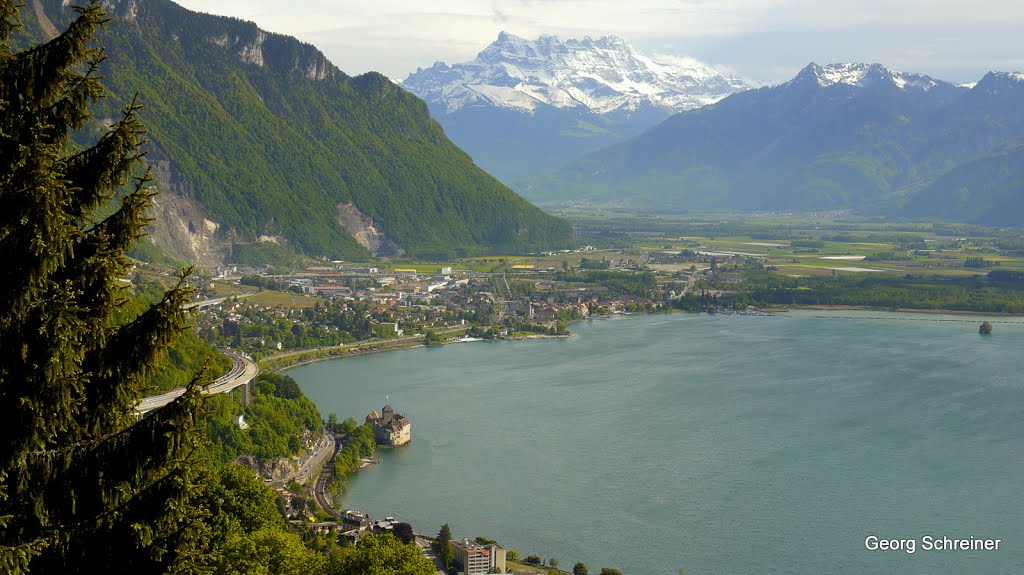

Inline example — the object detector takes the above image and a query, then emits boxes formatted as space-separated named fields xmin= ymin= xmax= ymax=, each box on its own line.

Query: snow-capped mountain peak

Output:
xmin=403 ymin=32 xmax=753 ymax=115
xmin=971 ymin=71 xmax=1024 ymax=96
xmin=792 ymin=62 xmax=941 ymax=92
xmin=982 ymin=71 xmax=1024 ymax=83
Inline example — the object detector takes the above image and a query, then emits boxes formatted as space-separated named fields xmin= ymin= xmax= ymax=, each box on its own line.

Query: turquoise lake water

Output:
xmin=291 ymin=310 xmax=1024 ymax=575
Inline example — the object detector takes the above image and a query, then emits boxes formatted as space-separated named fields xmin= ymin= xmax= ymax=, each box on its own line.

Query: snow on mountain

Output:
xmin=403 ymin=32 xmax=752 ymax=115
xmin=789 ymin=62 xmax=947 ymax=92
xmin=980 ymin=71 xmax=1024 ymax=84
xmin=970 ymin=71 xmax=1024 ymax=96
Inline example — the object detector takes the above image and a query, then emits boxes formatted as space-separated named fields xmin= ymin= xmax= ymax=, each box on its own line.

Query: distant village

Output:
xmin=186 ymin=256 xmax=724 ymax=359
xmin=176 ymin=255 xmax=741 ymax=575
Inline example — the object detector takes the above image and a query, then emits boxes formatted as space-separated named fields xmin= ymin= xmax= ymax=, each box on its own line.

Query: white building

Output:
xmin=451 ymin=539 xmax=505 ymax=575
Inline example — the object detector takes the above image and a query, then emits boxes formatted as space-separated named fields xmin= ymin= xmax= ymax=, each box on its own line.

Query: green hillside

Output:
xmin=526 ymin=64 xmax=1024 ymax=226
xmin=26 ymin=0 xmax=573 ymax=260
xmin=904 ymin=146 xmax=1024 ymax=226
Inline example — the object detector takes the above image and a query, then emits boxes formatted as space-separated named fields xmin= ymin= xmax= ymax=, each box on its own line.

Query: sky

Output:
xmin=173 ymin=0 xmax=1024 ymax=84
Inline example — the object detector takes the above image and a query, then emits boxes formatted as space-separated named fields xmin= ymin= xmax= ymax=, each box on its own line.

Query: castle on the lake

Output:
xmin=365 ymin=403 xmax=411 ymax=446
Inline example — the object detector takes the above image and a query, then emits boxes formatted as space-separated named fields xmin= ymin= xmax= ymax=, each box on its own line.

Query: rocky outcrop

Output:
xmin=146 ymin=152 xmax=231 ymax=266
xmin=31 ymin=0 xmax=58 ymax=39
xmin=236 ymin=454 xmax=296 ymax=483
xmin=336 ymin=203 xmax=405 ymax=258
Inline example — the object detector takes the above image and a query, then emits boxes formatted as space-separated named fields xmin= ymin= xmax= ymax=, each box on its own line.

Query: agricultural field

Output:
xmin=562 ymin=209 xmax=1024 ymax=279
xmin=202 ymin=281 xmax=256 ymax=298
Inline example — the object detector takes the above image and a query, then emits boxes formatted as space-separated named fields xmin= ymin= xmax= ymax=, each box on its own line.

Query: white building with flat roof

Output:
xmin=451 ymin=538 xmax=505 ymax=575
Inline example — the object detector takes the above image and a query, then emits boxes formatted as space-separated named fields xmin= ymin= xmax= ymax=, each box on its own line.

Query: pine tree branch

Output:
xmin=1 ymin=3 xmax=214 ymax=570
xmin=75 ymin=268 xmax=196 ymax=436
xmin=0 ymin=1 xmax=106 ymax=130
xmin=10 ymin=381 xmax=206 ymax=531
xmin=60 ymin=97 xmax=145 ymax=220
xmin=0 ymin=2 xmax=24 ymax=58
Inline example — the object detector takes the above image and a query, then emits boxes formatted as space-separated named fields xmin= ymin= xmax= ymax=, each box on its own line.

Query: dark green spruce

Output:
xmin=0 ymin=2 xmax=211 ymax=573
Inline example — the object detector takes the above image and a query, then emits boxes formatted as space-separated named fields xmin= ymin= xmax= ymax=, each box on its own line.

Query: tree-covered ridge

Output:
xmin=531 ymin=65 xmax=1024 ymax=226
xmin=200 ymin=464 xmax=435 ymax=575
xmin=196 ymin=373 xmax=436 ymax=575
xmin=203 ymin=372 xmax=323 ymax=465
xmin=28 ymin=0 xmax=574 ymax=261
xmin=903 ymin=145 xmax=1024 ymax=226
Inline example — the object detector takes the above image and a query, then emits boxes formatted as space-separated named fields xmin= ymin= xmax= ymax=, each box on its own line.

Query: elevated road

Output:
xmin=184 ymin=293 xmax=254 ymax=310
xmin=136 ymin=351 xmax=259 ymax=414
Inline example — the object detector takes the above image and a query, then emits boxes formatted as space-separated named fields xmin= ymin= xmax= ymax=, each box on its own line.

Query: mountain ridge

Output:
xmin=525 ymin=61 xmax=1024 ymax=226
xmin=401 ymin=32 xmax=753 ymax=183
xmin=22 ymin=0 xmax=574 ymax=264
xmin=791 ymin=62 xmax=943 ymax=92
xmin=405 ymin=31 xmax=751 ymax=115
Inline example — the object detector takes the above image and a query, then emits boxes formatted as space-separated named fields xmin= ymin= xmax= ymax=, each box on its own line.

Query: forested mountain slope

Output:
xmin=529 ymin=63 xmax=1024 ymax=226
xmin=24 ymin=0 xmax=573 ymax=263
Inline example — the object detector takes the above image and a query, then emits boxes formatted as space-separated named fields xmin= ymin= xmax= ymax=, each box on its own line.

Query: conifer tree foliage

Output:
xmin=433 ymin=523 xmax=455 ymax=571
xmin=0 ymin=2 xmax=209 ymax=573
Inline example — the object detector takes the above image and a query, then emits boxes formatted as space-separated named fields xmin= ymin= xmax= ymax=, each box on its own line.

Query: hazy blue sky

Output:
xmin=174 ymin=0 xmax=1024 ymax=84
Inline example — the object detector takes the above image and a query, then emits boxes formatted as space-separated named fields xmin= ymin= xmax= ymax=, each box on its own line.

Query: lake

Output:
xmin=291 ymin=310 xmax=1024 ymax=575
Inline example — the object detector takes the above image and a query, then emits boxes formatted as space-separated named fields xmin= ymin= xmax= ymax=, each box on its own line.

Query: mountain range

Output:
xmin=402 ymin=32 xmax=752 ymax=182
xmin=19 ymin=0 xmax=1023 ymax=251
xmin=19 ymin=0 xmax=573 ymax=265
xmin=525 ymin=62 xmax=1024 ymax=226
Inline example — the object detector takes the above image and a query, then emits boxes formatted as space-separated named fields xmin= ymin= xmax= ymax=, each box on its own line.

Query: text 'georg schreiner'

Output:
xmin=865 ymin=535 xmax=1001 ymax=554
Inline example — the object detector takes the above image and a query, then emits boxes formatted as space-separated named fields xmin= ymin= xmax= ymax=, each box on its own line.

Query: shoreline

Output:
xmin=790 ymin=304 xmax=1024 ymax=319
xmin=275 ymin=333 xmax=572 ymax=373
xmin=275 ymin=342 xmax=421 ymax=373
xmin=271 ymin=305 xmax=1021 ymax=373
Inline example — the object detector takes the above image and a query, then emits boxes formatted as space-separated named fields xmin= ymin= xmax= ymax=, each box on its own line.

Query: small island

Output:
xmin=980 ymin=321 xmax=993 ymax=334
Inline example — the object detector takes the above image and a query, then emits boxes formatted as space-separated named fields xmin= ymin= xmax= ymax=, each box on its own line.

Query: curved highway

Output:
xmin=136 ymin=351 xmax=259 ymax=413
xmin=184 ymin=292 xmax=255 ymax=310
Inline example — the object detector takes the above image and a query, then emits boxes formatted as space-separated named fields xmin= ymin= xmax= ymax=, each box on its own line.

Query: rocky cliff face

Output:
xmin=146 ymin=153 xmax=231 ymax=266
xmin=335 ymin=203 xmax=405 ymax=259
xmin=236 ymin=453 xmax=295 ymax=483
